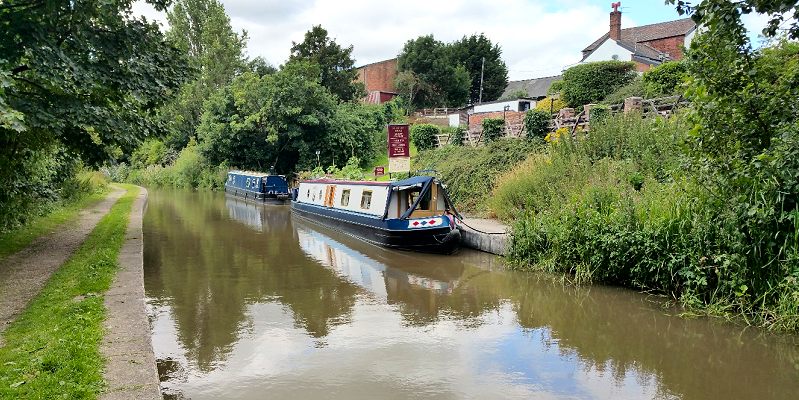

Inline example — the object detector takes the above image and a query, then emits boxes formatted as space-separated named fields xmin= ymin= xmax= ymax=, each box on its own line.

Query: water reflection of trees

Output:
xmin=146 ymin=191 xmax=799 ymax=399
xmin=145 ymin=191 xmax=358 ymax=371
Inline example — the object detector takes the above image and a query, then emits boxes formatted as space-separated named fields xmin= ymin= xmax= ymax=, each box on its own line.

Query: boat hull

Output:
xmin=291 ymin=202 xmax=460 ymax=254
xmin=224 ymin=186 xmax=289 ymax=204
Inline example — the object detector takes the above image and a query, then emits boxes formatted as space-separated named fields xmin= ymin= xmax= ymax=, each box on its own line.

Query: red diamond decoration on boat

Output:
xmin=429 ymin=220 xmax=436 ymax=224
xmin=412 ymin=221 xmax=420 ymax=226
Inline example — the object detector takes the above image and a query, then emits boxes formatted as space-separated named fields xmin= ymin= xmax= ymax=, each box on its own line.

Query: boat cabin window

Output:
xmin=407 ymin=189 xmax=431 ymax=211
xmin=360 ymin=190 xmax=372 ymax=209
xmin=341 ymin=189 xmax=351 ymax=206
xmin=246 ymin=178 xmax=251 ymax=188
xmin=306 ymin=189 xmax=310 ymax=199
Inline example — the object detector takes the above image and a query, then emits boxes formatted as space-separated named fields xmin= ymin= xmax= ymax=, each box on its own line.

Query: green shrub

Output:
xmin=600 ymin=78 xmax=644 ymax=105
xmin=481 ymin=118 xmax=504 ymax=142
xmin=130 ymin=139 xmax=168 ymax=168
xmin=588 ymin=104 xmax=611 ymax=124
xmin=561 ymin=61 xmax=637 ymax=107
xmin=410 ymin=123 xmax=440 ymax=150
xmin=450 ymin=127 xmax=466 ymax=146
xmin=535 ymin=97 xmax=566 ymax=113
xmin=523 ymin=109 xmax=550 ymax=139
xmin=642 ymin=61 xmax=687 ymax=97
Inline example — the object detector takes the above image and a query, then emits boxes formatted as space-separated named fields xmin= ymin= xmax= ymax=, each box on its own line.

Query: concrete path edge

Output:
xmin=100 ymin=187 xmax=161 ymax=400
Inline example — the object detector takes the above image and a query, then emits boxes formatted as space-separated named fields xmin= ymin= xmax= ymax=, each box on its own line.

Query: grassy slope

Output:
xmin=0 ymin=185 xmax=138 ymax=399
xmin=0 ymin=189 xmax=109 ymax=261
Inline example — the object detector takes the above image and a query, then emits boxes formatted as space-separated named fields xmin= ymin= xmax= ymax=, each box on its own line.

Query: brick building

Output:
xmin=355 ymin=58 xmax=398 ymax=104
xmin=580 ymin=4 xmax=697 ymax=71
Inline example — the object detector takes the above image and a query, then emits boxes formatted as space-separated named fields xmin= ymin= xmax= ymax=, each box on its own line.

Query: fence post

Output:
xmin=624 ymin=97 xmax=643 ymax=113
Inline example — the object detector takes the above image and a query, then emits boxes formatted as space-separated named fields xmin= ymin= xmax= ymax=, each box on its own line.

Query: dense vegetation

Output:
xmin=120 ymin=2 xmax=391 ymax=188
xmin=0 ymin=0 xmax=189 ymax=231
xmin=488 ymin=33 xmax=799 ymax=330
xmin=412 ymin=139 xmax=539 ymax=213
xmin=559 ymin=61 xmax=637 ymax=107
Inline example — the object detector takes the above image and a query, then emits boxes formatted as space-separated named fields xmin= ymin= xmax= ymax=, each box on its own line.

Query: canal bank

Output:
xmin=100 ymin=187 xmax=161 ymax=400
xmin=457 ymin=218 xmax=509 ymax=256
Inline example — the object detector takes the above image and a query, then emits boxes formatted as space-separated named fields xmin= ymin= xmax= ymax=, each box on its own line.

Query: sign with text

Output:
xmin=374 ymin=166 xmax=385 ymax=176
xmin=387 ymin=124 xmax=410 ymax=158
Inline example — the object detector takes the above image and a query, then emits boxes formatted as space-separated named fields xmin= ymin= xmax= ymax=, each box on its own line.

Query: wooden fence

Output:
xmin=434 ymin=95 xmax=688 ymax=148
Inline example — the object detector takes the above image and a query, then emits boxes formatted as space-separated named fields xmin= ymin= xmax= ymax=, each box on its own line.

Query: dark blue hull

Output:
xmin=224 ymin=186 xmax=289 ymax=204
xmin=290 ymin=201 xmax=460 ymax=254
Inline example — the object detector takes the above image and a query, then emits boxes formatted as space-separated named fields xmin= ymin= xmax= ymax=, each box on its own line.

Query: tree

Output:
xmin=560 ymin=61 xmax=636 ymax=107
xmin=668 ymin=0 xmax=799 ymax=40
xmin=668 ymin=0 xmax=799 ymax=322
xmin=0 ymin=0 xmax=189 ymax=227
xmin=450 ymin=34 xmax=509 ymax=104
xmin=289 ymin=25 xmax=364 ymax=102
xmin=397 ymin=35 xmax=470 ymax=108
xmin=642 ymin=61 xmax=687 ymax=97
xmin=161 ymin=0 xmax=248 ymax=150
xmin=197 ymin=62 xmax=383 ymax=173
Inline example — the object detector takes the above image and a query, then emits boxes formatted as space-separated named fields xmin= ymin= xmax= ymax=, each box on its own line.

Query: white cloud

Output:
xmin=139 ymin=1 xmax=785 ymax=81
xmin=132 ymin=0 xmax=629 ymax=79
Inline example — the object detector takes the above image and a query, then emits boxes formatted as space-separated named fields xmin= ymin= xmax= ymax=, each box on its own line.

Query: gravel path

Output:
xmin=0 ymin=187 xmax=125 ymax=346
xmin=100 ymin=187 xmax=161 ymax=399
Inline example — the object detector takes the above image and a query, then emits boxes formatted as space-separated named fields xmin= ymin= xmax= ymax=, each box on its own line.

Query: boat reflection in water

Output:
xmin=296 ymin=222 xmax=460 ymax=302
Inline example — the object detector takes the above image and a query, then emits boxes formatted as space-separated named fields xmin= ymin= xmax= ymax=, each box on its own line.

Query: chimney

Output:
xmin=609 ymin=2 xmax=621 ymax=41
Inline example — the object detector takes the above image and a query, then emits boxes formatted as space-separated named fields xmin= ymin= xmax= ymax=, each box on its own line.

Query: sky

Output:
xmin=132 ymin=0 xmax=775 ymax=81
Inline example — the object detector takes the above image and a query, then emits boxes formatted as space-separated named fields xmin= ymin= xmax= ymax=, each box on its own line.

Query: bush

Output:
xmin=410 ymin=123 xmax=440 ymax=150
xmin=481 ymin=118 xmax=504 ymax=143
xmin=588 ymin=104 xmax=610 ymax=124
xmin=642 ymin=61 xmax=687 ymax=97
xmin=600 ymin=78 xmax=645 ymax=105
xmin=450 ymin=127 xmax=466 ymax=146
xmin=535 ymin=97 xmax=566 ymax=113
xmin=561 ymin=61 xmax=637 ymax=107
xmin=130 ymin=139 xmax=169 ymax=169
xmin=523 ymin=109 xmax=550 ymax=139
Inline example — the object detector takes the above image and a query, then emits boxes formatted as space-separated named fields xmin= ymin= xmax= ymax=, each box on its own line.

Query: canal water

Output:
xmin=144 ymin=190 xmax=799 ymax=400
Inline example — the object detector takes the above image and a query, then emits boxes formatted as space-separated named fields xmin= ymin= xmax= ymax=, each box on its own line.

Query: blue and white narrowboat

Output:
xmin=224 ymin=170 xmax=290 ymax=203
xmin=290 ymin=176 xmax=461 ymax=254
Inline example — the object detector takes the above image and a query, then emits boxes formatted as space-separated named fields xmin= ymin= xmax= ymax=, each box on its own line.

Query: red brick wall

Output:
xmin=356 ymin=58 xmax=398 ymax=93
xmin=641 ymin=35 xmax=686 ymax=60
xmin=468 ymin=111 xmax=525 ymax=131
xmin=634 ymin=60 xmax=652 ymax=72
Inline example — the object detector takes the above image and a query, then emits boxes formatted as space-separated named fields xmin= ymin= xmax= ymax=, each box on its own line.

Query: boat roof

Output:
xmin=229 ymin=170 xmax=285 ymax=178
xmin=301 ymin=176 xmax=435 ymax=188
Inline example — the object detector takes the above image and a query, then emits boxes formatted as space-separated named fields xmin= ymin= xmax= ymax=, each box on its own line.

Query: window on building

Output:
xmin=341 ymin=189 xmax=351 ymax=206
xmin=361 ymin=190 xmax=372 ymax=209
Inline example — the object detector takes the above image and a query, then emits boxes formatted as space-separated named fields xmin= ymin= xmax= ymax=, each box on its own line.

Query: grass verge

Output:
xmin=0 ymin=189 xmax=109 ymax=262
xmin=0 ymin=184 xmax=139 ymax=399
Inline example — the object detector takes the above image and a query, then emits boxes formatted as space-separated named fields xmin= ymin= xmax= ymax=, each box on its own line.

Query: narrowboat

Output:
xmin=290 ymin=176 xmax=461 ymax=254
xmin=224 ymin=170 xmax=290 ymax=203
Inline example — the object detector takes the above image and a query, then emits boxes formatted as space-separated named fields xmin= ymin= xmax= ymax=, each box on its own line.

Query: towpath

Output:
xmin=0 ymin=187 xmax=125 ymax=345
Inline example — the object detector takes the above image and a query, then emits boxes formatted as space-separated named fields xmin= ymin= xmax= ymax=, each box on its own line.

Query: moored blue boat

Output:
xmin=225 ymin=170 xmax=290 ymax=203
xmin=290 ymin=176 xmax=461 ymax=254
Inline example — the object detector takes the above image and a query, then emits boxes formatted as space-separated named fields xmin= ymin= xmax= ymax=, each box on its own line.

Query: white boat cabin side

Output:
xmin=297 ymin=180 xmax=449 ymax=219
